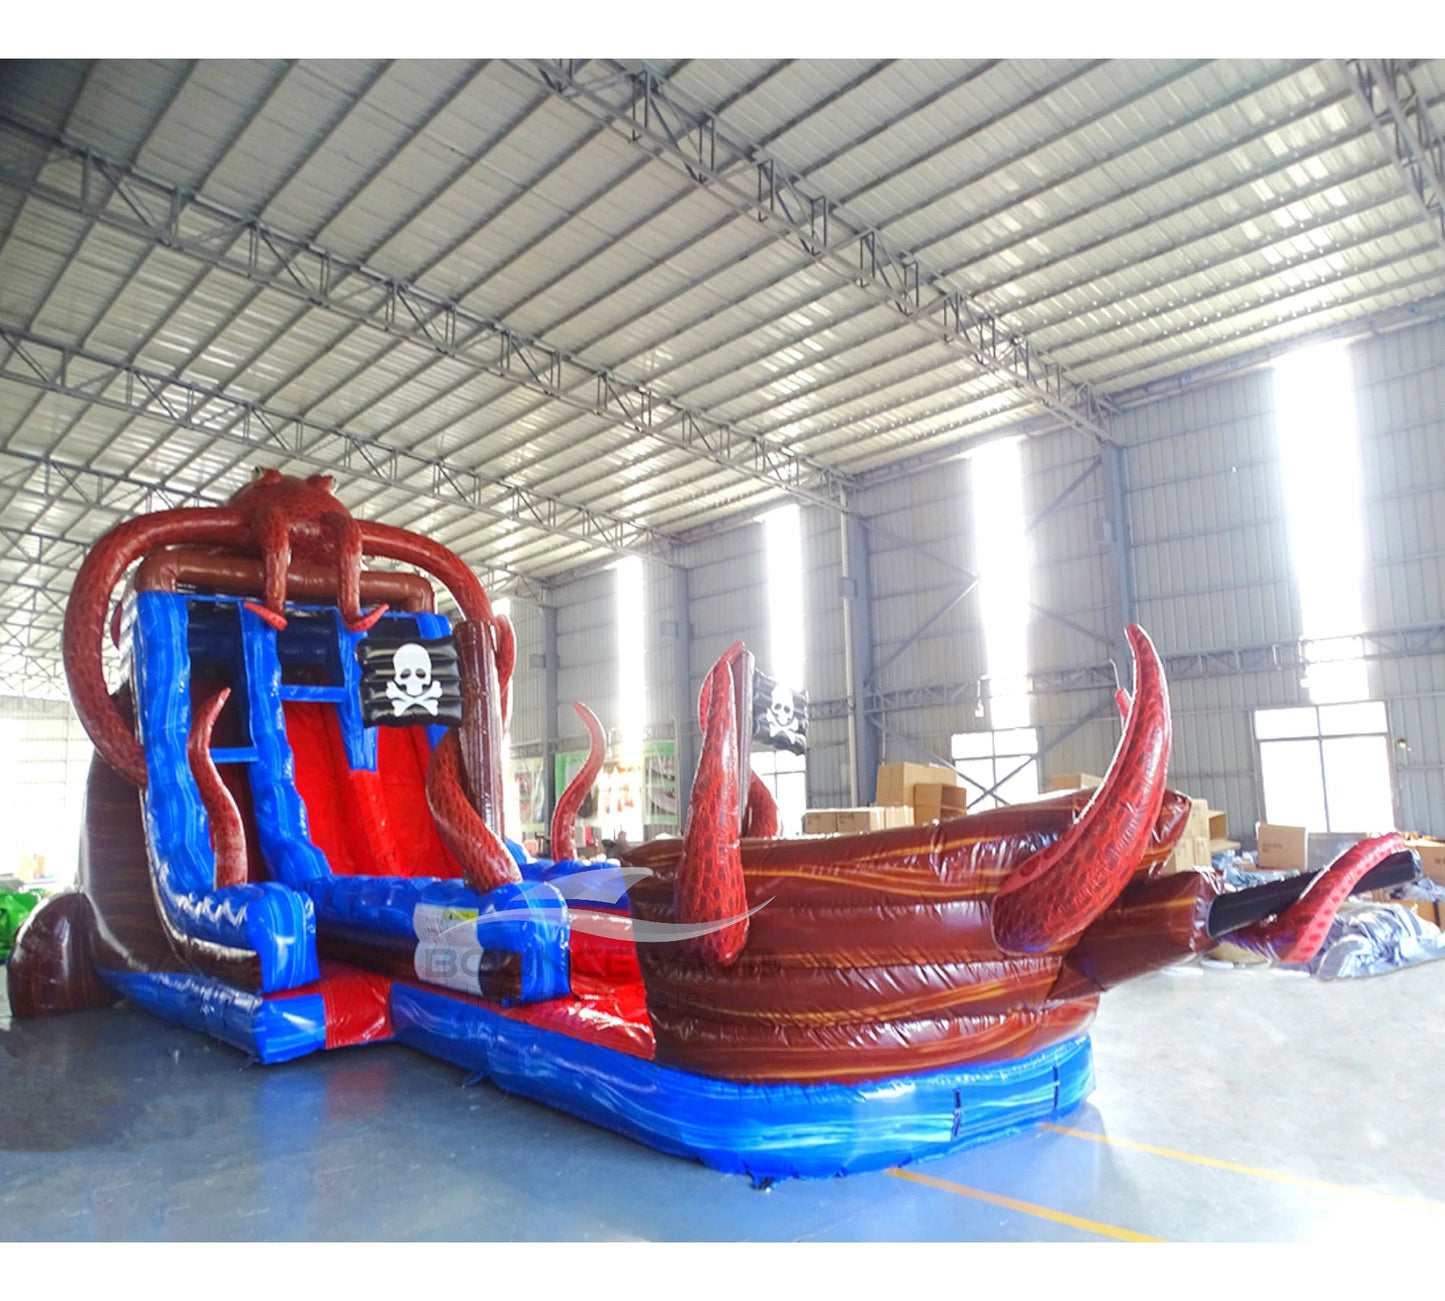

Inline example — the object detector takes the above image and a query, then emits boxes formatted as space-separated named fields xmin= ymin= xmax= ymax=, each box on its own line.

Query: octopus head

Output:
xmin=228 ymin=469 xmax=349 ymax=521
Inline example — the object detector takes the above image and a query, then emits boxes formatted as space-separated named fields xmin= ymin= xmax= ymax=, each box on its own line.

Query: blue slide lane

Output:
xmin=100 ymin=968 xmax=329 ymax=1063
xmin=389 ymin=981 xmax=1094 ymax=1181
xmin=131 ymin=592 xmax=319 ymax=992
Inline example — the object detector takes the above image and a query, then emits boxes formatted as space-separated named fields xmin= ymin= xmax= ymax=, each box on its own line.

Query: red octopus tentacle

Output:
xmin=698 ymin=641 xmax=749 ymax=731
xmin=64 ymin=508 xmax=249 ymax=788
xmin=187 ymin=687 xmax=248 ymax=889
xmin=240 ymin=505 xmax=293 ymax=631
xmin=674 ymin=654 xmax=749 ymax=966
xmin=1115 ymin=688 xmax=1132 ymax=723
xmin=742 ymin=770 xmax=779 ymax=839
xmin=321 ymin=510 xmax=387 ymax=632
xmin=551 ymin=702 xmax=605 ymax=861
xmin=1228 ymin=832 xmax=1405 ymax=965
xmin=493 ymin=611 xmax=515 ymax=725
xmin=426 ymin=729 xmax=523 ymax=893
xmin=354 ymin=520 xmax=495 ymax=626
xmin=992 ymin=624 xmax=1172 ymax=954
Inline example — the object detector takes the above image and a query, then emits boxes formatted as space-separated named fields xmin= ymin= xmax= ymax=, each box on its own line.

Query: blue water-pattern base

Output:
xmin=96 ymin=964 xmax=1093 ymax=1179
xmin=99 ymin=967 xmax=331 ymax=1063
xmin=388 ymin=982 xmax=1094 ymax=1180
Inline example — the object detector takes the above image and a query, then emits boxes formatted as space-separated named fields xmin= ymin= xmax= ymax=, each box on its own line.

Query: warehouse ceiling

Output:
xmin=3 ymin=57 xmax=1445 ymax=696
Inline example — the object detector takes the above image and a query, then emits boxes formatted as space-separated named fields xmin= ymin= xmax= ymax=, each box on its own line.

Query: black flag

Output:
xmin=357 ymin=634 xmax=463 ymax=728
xmin=752 ymin=669 xmax=808 ymax=755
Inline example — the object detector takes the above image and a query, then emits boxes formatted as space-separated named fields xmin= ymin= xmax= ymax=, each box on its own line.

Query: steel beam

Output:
xmin=811 ymin=621 xmax=1445 ymax=723
xmin=1347 ymin=60 xmax=1445 ymax=263
xmin=0 ymin=456 xmax=551 ymax=622
xmin=528 ymin=60 xmax=1112 ymax=443
xmin=0 ymin=329 xmax=655 ymax=573
xmin=0 ymin=119 xmax=849 ymax=514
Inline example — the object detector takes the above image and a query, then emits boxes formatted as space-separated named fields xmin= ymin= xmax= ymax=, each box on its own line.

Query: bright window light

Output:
xmin=1255 ymin=703 xmax=1395 ymax=832
xmin=758 ymin=503 xmax=807 ymax=836
xmin=969 ymin=438 xmax=1032 ymax=731
xmin=1273 ymin=340 xmax=1369 ymax=703
xmin=763 ymin=504 xmax=805 ymax=690
xmin=493 ymin=597 xmax=521 ymax=840
xmin=615 ymin=557 xmax=646 ymax=768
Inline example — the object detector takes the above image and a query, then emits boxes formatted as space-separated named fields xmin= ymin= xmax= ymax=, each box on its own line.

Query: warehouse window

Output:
xmin=951 ymin=727 xmax=1039 ymax=813
xmin=0 ymin=707 xmax=93 ymax=887
xmin=1254 ymin=703 xmax=1394 ymax=833
xmin=1273 ymin=341 xmax=1370 ymax=704
xmin=613 ymin=558 xmax=646 ymax=844
xmin=755 ymin=504 xmax=807 ymax=836
xmin=615 ymin=558 xmax=646 ymax=768
xmin=763 ymin=504 xmax=805 ymax=689
xmin=493 ymin=596 xmax=522 ymax=841
xmin=970 ymin=437 xmax=1032 ymax=731
xmin=751 ymin=749 xmax=806 ymax=837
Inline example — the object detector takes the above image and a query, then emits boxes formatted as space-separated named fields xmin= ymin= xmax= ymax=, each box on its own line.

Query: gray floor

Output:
xmin=3 ymin=959 xmax=1444 ymax=1241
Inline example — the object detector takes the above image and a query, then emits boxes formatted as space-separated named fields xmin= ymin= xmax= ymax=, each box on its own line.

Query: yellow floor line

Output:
xmin=885 ymin=1167 xmax=1163 ymax=1242
xmin=1040 ymin=1124 xmax=1445 ymax=1215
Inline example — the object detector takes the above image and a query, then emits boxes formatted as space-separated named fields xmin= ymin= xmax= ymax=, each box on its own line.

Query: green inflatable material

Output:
xmin=0 ymin=890 xmax=41 ymax=961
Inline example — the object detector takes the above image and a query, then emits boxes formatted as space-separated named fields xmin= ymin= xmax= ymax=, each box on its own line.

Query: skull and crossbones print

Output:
xmin=386 ymin=642 xmax=444 ymax=716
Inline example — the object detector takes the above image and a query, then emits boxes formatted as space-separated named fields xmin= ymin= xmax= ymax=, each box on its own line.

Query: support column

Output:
xmin=1100 ymin=440 xmax=1137 ymax=683
xmin=542 ymin=601 xmax=559 ymax=834
xmin=671 ymin=565 xmax=696 ymax=825
xmin=841 ymin=499 xmax=878 ymax=804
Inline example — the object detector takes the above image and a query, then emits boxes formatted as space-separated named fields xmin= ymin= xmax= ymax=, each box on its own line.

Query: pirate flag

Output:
xmin=357 ymin=634 xmax=464 ymax=728
xmin=751 ymin=669 xmax=808 ymax=756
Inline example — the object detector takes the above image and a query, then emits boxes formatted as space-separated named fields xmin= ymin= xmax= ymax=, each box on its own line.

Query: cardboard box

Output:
xmin=1257 ymin=823 xmax=1308 ymax=871
xmin=1210 ymin=838 xmax=1242 ymax=855
xmin=1208 ymin=810 xmax=1229 ymax=842
xmin=806 ymin=806 xmax=911 ymax=835
xmin=911 ymin=784 xmax=970 ymax=824
xmin=1046 ymin=772 xmax=1103 ymax=793
xmin=1161 ymin=832 xmax=1214 ymax=875
xmin=833 ymin=807 xmax=901 ymax=834
xmin=876 ymin=761 xmax=957 ymax=809
xmin=1184 ymin=798 xmax=1211 ymax=840
xmin=1406 ymin=838 xmax=1445 ymax=886
xmin=803 ymin=810 xmax=836 ymax=835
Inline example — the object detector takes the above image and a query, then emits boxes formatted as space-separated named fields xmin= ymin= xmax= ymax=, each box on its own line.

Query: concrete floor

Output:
xmin=3 ymin=959 xmax=1444 ymax=1241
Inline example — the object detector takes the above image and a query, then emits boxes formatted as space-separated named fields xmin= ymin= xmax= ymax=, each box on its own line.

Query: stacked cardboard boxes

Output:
xmin=803 ymin=807 xmax=912 ymax=835
xmin=876 ymin=762 xmax=968 ymax=826
xmin=1159 ymin=799 xmax=1239 ymax=873
xmin=1045 ymin=772 xmax=1102 ymax=792
xmin=1163 ymin=798 xmax=1214 ymax=874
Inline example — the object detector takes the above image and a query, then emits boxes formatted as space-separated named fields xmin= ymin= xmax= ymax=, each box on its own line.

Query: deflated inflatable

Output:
xmin=5 ymin=470 xmax=1417 ymax=1181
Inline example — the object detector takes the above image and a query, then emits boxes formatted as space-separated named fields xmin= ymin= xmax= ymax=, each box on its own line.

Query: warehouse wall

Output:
xmin=506 ymin=316 xmax=1445 ymax=844
xmin=1112 ymin=365 xmax=1301 ymax=834
xmin=845 ymin=427 xmax=1125 ymax=810
xmin=1356 ymin=316 xmax=1445 ymax=833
